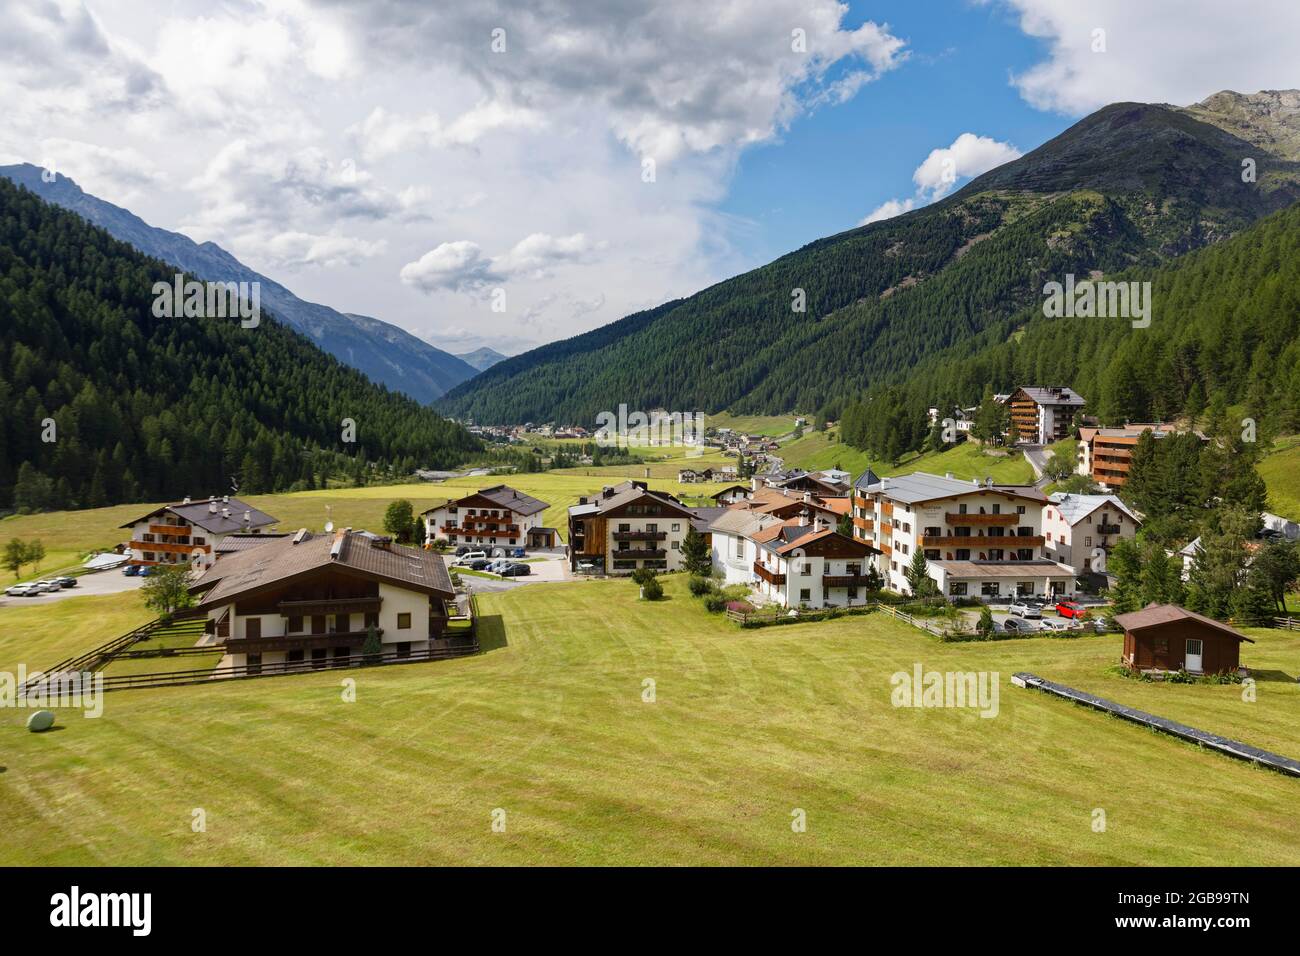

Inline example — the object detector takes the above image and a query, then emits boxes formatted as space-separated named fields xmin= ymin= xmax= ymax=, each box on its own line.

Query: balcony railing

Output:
xmin=615 ymin=547 xmax=666 ymax=559
xmin=277 ymin=596 xmax=382 ymax=616
xmin=1095 ymin=524 xmax=1121 ymax=535
xmin=131 ymin=539 xmax=207 ymax=555
xmin=752 ymin=561 xmax=786 ymax=586
xmin=822 ymin=574 xmax=873 ymax=588
xmin=225 ymin=628 xmax=383 ymax=654
xmin=945 ymin=512 xmax=1017 ymax=525
xmin=612 ymin=530 xmax=667 ymax=541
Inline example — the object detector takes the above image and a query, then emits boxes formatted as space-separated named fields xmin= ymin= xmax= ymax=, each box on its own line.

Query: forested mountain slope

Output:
xmin=0 ymin=163 xmax=479 ymax=403
xmin=0 ymin=177 xmax=479 ymax=512
xmin=440 ymin=91 xmax=1300 ymax=425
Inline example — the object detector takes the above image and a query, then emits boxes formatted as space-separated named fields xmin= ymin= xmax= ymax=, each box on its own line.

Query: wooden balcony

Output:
xmin=149 ymin=522 xmax=191 ymax=536
xmin=852 ymin=516 xmax=874 ymax=532
xmin=753 ymin=561 xmax=786 ymax=586
xmin=131 ymin=539 xmax=209 ymax=556
xmin=881 ymin=502 xmax=894 ymax=517
xmin=612 ymin=530 xmax=667 ymax=541
xmin=615 ymin=548 xmax=666 ymax=559
xmin=277 ymin=596 xmax=382 ymax=616
xmin=226 ymin=629 xmax=381 ymax=654
xmin=945 ymin=512 xmax=1017 ymax=526
xmin=822 ymin=574 xmax=874 ymax=588
xmin=1095 ymin=524 xmax=1121 ymax=535
xmin=453 ymin=524 xmax=520 ymax=536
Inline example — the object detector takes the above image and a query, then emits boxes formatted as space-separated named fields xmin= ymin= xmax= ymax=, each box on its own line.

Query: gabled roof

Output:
xmin=710 ymin=484 xmax=751 ymax=500
xmin=566 ymin=480 xmax=694 ymax=518
xmin=422 ymin=484 xmax=548 ymax=516
xmin=1047 ymin=492 xmax=1141 ymax=526
xmin=1113 ymin=604 xmax=1254 ymax=642
xmin=213 ymin=532 xmax=291 ymax=554
xmin=120 ymin=497 xmax=278 ymax=534
xmin=190 ymin=529 xmax=453 ymax=607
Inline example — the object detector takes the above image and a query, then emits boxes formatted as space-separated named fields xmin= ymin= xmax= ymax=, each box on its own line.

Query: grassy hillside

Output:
xmin=781 ymin=431 xmax=1034 ymax=484
xmin=1259 ymin=440 xmax=1300 ymax=520
xmin=3 ymin=575 xmax=1299 ymax=865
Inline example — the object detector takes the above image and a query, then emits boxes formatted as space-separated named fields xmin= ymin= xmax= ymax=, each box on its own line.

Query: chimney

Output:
xmin=292 ymin=528 xmax=308 ymax=545
xmin=183 ymin=496 xmax=191 ymax=504
xmin=985 ymin=476 xmax=993 ymax=488
xmin=751 ymin=477 xmax=758 ymax=491
xmin=223 ymin=495 xmax=229 ymax=504
xmin=799 ymin=511 xmax=808 ymax=527
xmin=222 ymin=507 xmax=230 ymax=519
xmin=243 ymin=510 xmax=251 ymax=529
xmin=209 ymin=500 xmax=219 ymax=514
xmin=814 ymin=515 xmax=826 ymax=532
xmin=803 ymin=492 xmax=812 ymax=503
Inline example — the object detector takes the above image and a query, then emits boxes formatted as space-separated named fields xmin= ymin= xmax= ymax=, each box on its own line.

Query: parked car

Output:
xmin=465 ymin=558 xmax=492 ymax=571
xmin=55 ymin=576 xmax=77 ymax=588
xmin=122 ymin=564 xmax=141 ymax=576
xmin=1008 ymin=600 xmax=1042 ymax=619
xmin=499 ymin=563 xmax=531 ymax=577
xmin=33 ymin=579 xmax=63 ymax=592
xmin=1055 ymin=600 xmax=1086 ymax=619
xmin=5 ymin=583 xmax=40 ymax=597
xmin=1002 ymin=617 xmax=1034 ymax=633
xmin=1041 ymin=618 xmax=1073 ymax=632
xmin=508 ymin=547 xmax=526 ymax=558
xmin=576 ymin=562 xmax=597 ymax=574
xmin=486 ymin=559 xmax=511 ymax=573
xmin=453 ymin=551 xmax=488 ymax=566
xmin=138 ymin=565 xmax=158 ymax=577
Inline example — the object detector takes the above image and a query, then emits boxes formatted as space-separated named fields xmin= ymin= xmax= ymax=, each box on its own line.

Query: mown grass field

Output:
xmin=780 ymin=431 xmax=1035 ymax=484
xmin=2 ymin=576 xmax=1298 ymax=866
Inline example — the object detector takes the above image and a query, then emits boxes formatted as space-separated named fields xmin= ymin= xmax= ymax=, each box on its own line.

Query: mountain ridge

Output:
xmin=0 ymin=163 xmax=478 ymax=404
xmin=438 ymin=90 xmax=1300 ymax=425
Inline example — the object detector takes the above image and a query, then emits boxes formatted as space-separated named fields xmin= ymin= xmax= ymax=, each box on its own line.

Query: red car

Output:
xmin=1055 ymin=601 xmax=1086 ymax=619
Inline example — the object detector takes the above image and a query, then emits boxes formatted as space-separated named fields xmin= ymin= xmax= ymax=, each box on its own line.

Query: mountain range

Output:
xmin=0 ymin=163 xmax=479 ymax=404
xmin=455 ymin=347 xmax=509 ymax=372
xmin=438 ymin=89 xmax=1300 ymax=425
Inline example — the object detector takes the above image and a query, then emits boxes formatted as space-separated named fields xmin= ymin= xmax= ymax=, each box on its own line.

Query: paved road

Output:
xmin=1 ymin=569 xmax=145 ymax=607
xmin=1021 ymin=444 xmax=1054 ymax=488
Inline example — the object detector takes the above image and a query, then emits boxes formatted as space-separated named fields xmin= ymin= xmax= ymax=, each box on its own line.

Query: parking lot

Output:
xmin=447 ymin=549 xmax=572 ymax=592
xmin=954 ymin=598 xmax=1111 ymax=634
xmin=1 ymin=568 xmax=145 ymax=606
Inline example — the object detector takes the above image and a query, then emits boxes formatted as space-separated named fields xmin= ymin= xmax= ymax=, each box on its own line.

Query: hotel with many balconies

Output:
xmin=850 ymin=471 xmax=1078 ymax=600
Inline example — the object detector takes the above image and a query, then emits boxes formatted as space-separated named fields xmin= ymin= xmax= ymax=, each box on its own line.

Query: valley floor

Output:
xmin=2 ymin=577 xmax=1298 ymax=866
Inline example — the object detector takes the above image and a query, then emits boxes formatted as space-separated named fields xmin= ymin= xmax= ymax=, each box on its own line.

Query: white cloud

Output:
xmin=992 ymin=0 xmax=1300 ymax=115
xmin=860 ymin=132 xmax=1021 ymax=224
xmin=913 ymin=133 xmax=1023 ymax=200
xmin=401 ymin=232 xmax=599 ymax=293
xmin=859 ymin=198 xmax=916 ymax=225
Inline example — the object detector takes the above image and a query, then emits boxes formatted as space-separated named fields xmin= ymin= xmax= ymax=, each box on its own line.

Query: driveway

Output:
xmin=448 ymin=550 xmax=572 ymax=593
xmin=1 ymin=569 xmax=145 ymax=607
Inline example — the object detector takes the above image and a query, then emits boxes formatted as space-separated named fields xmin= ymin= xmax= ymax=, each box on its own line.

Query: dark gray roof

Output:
xmin=191 ymin=529 xmax=453 ymax=607
xmin=120 ymin=496 xmax=278 ymax=534
xmin=688 ymin=506 xmax=729 ymax=533
xmin=423 ymin=484 xmax=549 ymax=516
xmin=853 ymin=467 xmax=881 ymax=489
xmin=1015 ymin=386 xmax=1086 ymax=406
xmin=213 ymin=532 xmax=291 ymax=554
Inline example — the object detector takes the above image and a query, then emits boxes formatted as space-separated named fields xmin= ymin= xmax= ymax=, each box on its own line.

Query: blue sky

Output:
xmin=719 ymin=0 xmax=1067 ymax=265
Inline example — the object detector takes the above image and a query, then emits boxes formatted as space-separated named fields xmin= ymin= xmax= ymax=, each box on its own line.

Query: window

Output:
xmin=365 ymin=612 xmax=379 ymax=629
xmin=647 ymin=523 xmax=658 ymax=532
xmin=193 ymin=536 xmax=206 ymax=545
xmin=1016 ymin=549 xmax=1033 ymax=561
xmin=397 ymin=613 xmax=412 ymax=630
xmin=987 ymin=549 xmax=1004 ymax=561
xmin=847 ymin=587 xmax=858 ymax=600
xmin=332 ymin=647 xmax=350 ymax=667
xmin=1017 ymin=582 xmax=1035 ymax=595
xmin=619 ymin=523 xmax=630 ymax=532
xmin=1016 ymin=506 xmax=1026 ymax=515
xmin=671 ymin=523 xmax=680 ymax=532
xmin=245 ymin=617 xmax=261 ymax=640
xmin=1085 ymin=536 xmax=1092 ymax=547
xmin=924 ymin=550 xmax=940 ymax=560
xmin=671 ymin=541 xmax=680 ymax=550
xmin=395 ymin=642 xmax=411 ymax=659
xmin=958 ymin=503 xmax=968 ymax=514
xmin=992 ymin=504 xmax=1001 ymax=514
xmin=949 ymin=582 xmax=968 ymax=596
xmin=312 ymin=615 xmax=326 ymax=635
xmin=902 ymin=522 xmax=911 ymax=533
xmin=287 ymin=649 xmax=305 ymax=664
xmin=311 ymin=648 xmax=328 ymax=670
xmin=799 ymin=563 xmax=811 ymax=575
xmin=288 ymin=615 xmax=303 ymax=633
xmin=246 ymin=653 xmax=262 ymax=675
xmin=980 ymin=582 xmax=1001 ymax=596
xmin=955 ymin=549 xmax=970 ymax=561
xmin=799 ymin=588 xmax=811 ymax=602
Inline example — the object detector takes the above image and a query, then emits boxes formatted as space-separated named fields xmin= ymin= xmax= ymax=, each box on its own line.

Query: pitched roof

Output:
xmin=1014 ymin=386 xmax=1086 ymax=406
xmin=688 ymin=506 xmax=729 ymax=533
xmin=120 ymin=496 xmax=279 ymax=534
xmin=565 ymin=480 xmax=694 ymax=518
xmin=929 ymin=559 xmax=1077 ymax=578
xmin=190 ymin=529 xmax=453 ymax=607
xmin=860 ymin=471 xmax=1047 ymax=506
xmin=213 ymin=532 xmax=291 ymax=554
xmin=1047 ymin=492 xmax=1141 ymax=526
xmin=423 ymin=484 xmax=548 ymax=516
xmin=853 ymin=467 xmax=882 ymax=489
xmin=1113 ymin=604 xmax=1254 ymax=642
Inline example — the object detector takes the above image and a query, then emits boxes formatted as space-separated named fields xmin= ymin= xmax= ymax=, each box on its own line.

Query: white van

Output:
xmin=453 ymin=551 xmax=488 ymax=566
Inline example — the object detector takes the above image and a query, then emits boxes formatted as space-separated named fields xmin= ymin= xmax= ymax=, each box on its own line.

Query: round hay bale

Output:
xmin=26 ymin=710 xmax=56 ymax=732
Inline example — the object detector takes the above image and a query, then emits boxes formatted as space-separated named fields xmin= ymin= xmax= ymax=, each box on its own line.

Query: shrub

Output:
xmin=640 ymin=577 xmax=664 ymax=600
xmin=704 ymin=594 xmax=729 ymax=613
xmin=631 ymin=567 xmax=658 ymax=586
xmin=688 ymin=575 xmax=715 ymax=597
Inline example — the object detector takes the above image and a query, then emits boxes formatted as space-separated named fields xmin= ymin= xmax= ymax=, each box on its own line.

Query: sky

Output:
xmin=2 ymin=0 xmax=1298 ymax=357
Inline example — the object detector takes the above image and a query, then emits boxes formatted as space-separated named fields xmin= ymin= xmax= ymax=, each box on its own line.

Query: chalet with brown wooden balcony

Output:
xmin=1043 ymin=492 xmax=1141 ymax=575
xmin=567 ymin=480 xmax=701 ymax=574
xmin=1003 ymin=386 xmax=1085 ymax=445
xmin=190 ymin=528 xmax=457 ymax=674
xmin=121 ymin=495 xmax=279 ymax=569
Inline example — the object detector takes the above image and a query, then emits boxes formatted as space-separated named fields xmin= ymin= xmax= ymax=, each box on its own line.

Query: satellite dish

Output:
xmin=325 ymin=520 xmax=335 ymax=533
